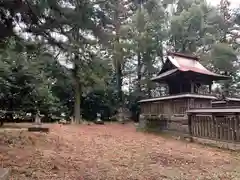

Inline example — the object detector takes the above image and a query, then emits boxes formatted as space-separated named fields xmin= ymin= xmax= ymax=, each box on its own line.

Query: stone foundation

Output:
xmin=167 ymin=120 xmax=188 ymax=134
xmin=192 ymin=137 xmax=240 ymax=150
xmin=139 ymin=114 xmax=167 ymax=132
xmin=139 ymin=114 xmax=188 ymax=133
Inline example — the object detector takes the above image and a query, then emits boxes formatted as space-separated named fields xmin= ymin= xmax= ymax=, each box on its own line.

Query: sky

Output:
xmin=209 ymin=0 xmax=240 ymax=7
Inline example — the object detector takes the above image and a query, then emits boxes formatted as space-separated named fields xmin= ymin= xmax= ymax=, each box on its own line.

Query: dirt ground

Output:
xmin=0 ymin=123 xmax=240 ymax=180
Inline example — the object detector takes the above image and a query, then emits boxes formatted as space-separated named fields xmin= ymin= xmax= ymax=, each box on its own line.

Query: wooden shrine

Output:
xmin=139 ymin=52 xmax=230 ymax=133
xmin=139 ymin=52 xmax=240 ymax=149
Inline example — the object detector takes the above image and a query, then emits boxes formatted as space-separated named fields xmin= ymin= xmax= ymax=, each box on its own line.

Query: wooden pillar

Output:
xmin=191 ymin=81 xmax=194 ymax=93
xmin=235 ymin=113 xmax=240 ymax=141
xmin=227 ymin=116 xmax=231 ymax=141
xmin=209 ymin=83 xmax=212 ymax=94
xmin=189 ymin=98 xmax=194 ymax=109
xmin=214 ymin=114 xmax=219 ymax=139
xmin=188 ymin=114 xmax=192 ymax=136
xmin=188 ymin=113 xmax=193 ymax=142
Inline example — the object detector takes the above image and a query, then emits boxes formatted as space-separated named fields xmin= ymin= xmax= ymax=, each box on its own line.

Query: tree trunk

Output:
xmin=72 ymin=61 xmax=81 ymax=124
xmin=116 ymin=61 xmax=124 ymax=123
xmin=114 ymin=0 xmax=123 ymax=114
xmin=145 ymin=51 xmax=152 ymax=98
xmin=156 ymin=37 xmax=164 ymax=64
xmin=116 ymin=61 xmax=123 ymax=104
xmin=74 ymin=79 xmax=81 ymax=124
xmin=137 ymin=51 xmax=142 ymax=96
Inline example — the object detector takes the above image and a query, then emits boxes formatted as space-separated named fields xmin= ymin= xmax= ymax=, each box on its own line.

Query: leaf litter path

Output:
xmin=0 ymin=123 xmax=240 ymax=180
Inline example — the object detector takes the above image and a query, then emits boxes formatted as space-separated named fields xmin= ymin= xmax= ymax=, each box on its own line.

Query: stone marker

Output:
xmin=97 ymin=113 xmax=101 ymax=121
xmin=118 ymin=108 xmax=124 ymax=124
xmin=28 ymin=111 xmax=49 ymax=132
xmin=34 ymin=112 xmax=41 ymax=125
xmin=0 ymin=168 xmax=10 ymax=180
xmin=94 ymin=113 xmax=104 ymax=125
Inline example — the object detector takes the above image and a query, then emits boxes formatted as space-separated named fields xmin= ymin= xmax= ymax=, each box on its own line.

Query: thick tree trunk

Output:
xmin=114 ymin=0 xmax=123 ymax=119
xmin=72 ymin=61 xmax=81 ymax=124
xmin=136 ymin=2 xmax=143 ymax=96
xmin=142 ymin=51 xmax=152 ymax=98
xmin=74 ymin=80 xmax=81 ymax=124
xmin=116 ymin=61 xmax=124 ymax=123
xmin=116 ymin=61 xmax=123 ymax=104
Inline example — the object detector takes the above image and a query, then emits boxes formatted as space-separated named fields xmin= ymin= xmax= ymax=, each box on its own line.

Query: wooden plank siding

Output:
xmin=140 ymin=98 xmax=212 ymax=116
xmin=189 ymin=113 xmax=240 ymax=142
xmin=140 ymin=98 xmax=213 ymax=134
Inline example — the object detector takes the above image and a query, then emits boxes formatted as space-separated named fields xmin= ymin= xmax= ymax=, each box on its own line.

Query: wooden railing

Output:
xmin=188 ymin=108 xmax=240 ymax=142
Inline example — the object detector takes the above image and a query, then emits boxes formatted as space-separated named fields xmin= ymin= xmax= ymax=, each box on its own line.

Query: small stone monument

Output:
xmin=95 ymin=113 xmax=104 ymax=125
xmin=139 ymin=114 xmax=146 ymax=129
xmin=35 ymin=111 xmax=41 ymax=125
xmin=97 ymin=113 xmax=101 ymax=121
xmin=28 ymin=111 xmax=49 ymax=132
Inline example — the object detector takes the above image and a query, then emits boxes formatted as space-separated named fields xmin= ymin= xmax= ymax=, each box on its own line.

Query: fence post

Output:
xmin=188 ymin=113 xmax=192 ymax=136
xmin=213 ymin=113 xmax=218 ymax=140
xmin=235 ymin=113 xmax=239 ymax=141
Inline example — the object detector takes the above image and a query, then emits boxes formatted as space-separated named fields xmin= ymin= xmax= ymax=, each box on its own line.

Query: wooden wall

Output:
xmin=212 ymin=100 xmax=240 ymax=108
xmin=190 ymin=113 xmax=240 ymax=142
xmin=193 ymin=99 xmax=212 ymax=108
xmin=140 ymin=98 xmax=212 ymax=116
xmin=228 ymin=101 xmax=240 ymax=106
xmin=140 ymin=97 xmax=213 ymax=134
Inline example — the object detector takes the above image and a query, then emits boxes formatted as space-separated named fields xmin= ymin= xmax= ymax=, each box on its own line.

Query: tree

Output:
xmin=210 ymin=43 xmax=238 ymax=96
xmin=30 ymin=0 xmax=113 ymax=123
xmin=170 ymin=0 xmax=217 ymax=53
xmin=125 ymin=0 xmax=169 ymax=98
xmin=0 ymin=37 xmax=62 ymax=114
xmin=0 ymin=0 xmax=120 ymax=123
xmin=206 ymin=0 xmax=240 ymax=96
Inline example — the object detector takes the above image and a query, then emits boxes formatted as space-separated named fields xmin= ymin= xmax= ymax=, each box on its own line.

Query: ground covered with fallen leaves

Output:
xmin=0 ymin=123 xmax=240 ymax=180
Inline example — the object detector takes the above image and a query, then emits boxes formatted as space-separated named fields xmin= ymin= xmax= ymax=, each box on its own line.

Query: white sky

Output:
xmin=209 ymin=0 xmax=240 ymax=7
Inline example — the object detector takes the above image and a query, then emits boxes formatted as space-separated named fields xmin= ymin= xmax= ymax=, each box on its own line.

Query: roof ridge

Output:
xmin=167 ymin=51 xmax=199 ymax=61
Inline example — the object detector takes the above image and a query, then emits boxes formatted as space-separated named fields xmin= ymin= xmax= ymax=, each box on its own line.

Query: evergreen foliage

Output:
xmin=0 ymin=0 xmax=240 ymax=121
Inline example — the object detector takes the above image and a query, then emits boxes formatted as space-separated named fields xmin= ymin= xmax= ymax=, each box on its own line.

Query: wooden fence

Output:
xmin=188 ymin=108 xmax=240 ymax=142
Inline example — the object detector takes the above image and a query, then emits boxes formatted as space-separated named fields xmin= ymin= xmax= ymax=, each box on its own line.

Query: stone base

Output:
xmin=28 ymin=127 xmax=49 ymax=132
xmin=192 ymin=137 xmax=240 ymax=151
xmin=0 ymin=168 xmax=10 ymax=180
xmin=94 ymin=120 xmax=104 ymax=125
